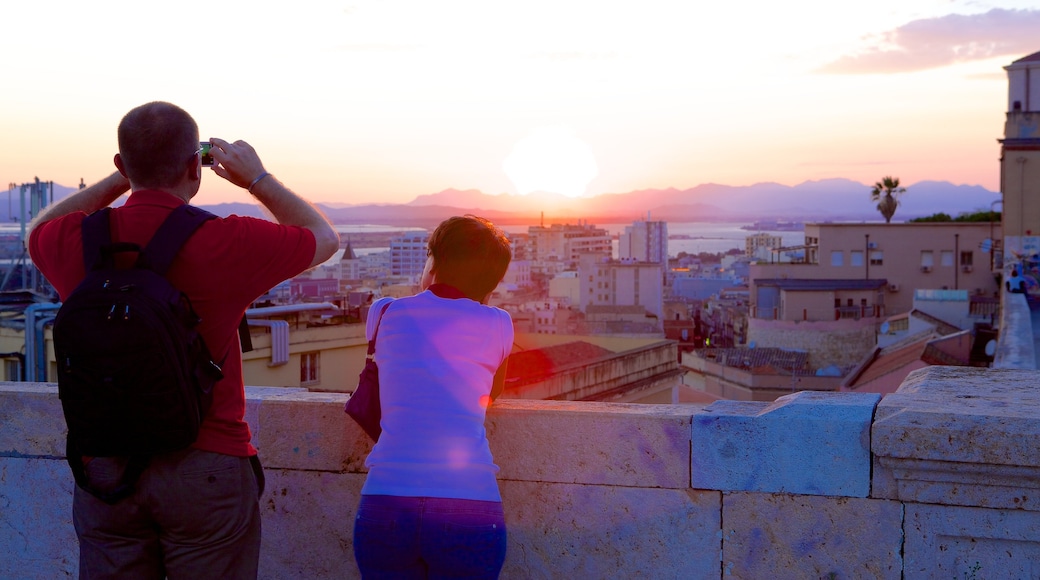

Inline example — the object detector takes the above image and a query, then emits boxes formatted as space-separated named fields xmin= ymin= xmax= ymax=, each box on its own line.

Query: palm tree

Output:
xmin=870 ymin=176 xmax=906 ymax=223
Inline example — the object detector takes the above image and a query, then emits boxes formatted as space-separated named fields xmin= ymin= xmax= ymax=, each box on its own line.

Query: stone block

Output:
xmin=488 ymin=400 xmax=693 ymax=489
xmin=252 ymin=389 xmax=370 ymax=473
xmin=905 ymin=502 xmax=1040 ymax=578
xmin=0 ymin=383 xmax=65 ymax=458
xmin=692 ymin=391 xmax=880 ymax=497
xmin=499 ymin=480 xmax=720 ymax=579
xmin=722 ymin=492 xmax=902 ymax=579
xmin=873 ymin=367 xmax=1040 ymax=509
xmin=259 ymin=469 xmax=364 ymax=580
xmin=0 ymin=458 xmax=77 ymax=579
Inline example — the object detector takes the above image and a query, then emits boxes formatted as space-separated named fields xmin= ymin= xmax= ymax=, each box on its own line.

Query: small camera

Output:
xmin=199 ymin=141 xmax=215 ymax=167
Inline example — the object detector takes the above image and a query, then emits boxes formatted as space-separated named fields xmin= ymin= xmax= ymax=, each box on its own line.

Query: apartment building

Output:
xmin=578 ymin=254 xmax=664 ymax=324
xmin=618 ymin=220 xmax=668 ymax=264
xmin=744 ymin=222 xmax=1000 ymax=367
xmin=389 ymin=231 xmax=430 ymax=278
xmin=528 ymin=222 xmax=612 ymax=269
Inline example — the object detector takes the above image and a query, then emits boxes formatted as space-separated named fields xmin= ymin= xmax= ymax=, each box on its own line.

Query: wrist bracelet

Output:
xmin=247 ymin=172 xmax=272 ymax=194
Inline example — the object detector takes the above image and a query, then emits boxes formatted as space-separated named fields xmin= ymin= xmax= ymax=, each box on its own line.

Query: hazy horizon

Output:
xmin=2 ymin=2 xmax=1036 ymax=208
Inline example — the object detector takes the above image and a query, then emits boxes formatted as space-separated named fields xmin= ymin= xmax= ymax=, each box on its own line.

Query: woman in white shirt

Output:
xmin=353 ymin=215 xmax=514 ymax=579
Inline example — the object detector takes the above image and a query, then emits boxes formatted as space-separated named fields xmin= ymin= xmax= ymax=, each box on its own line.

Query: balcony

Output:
xmin=4 ymin=359 xmax=1040 ymax=577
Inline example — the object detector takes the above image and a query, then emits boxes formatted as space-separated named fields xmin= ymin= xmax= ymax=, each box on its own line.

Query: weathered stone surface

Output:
xmin=488 ymin=400 xmax=694 ymax=489
xmin=873 ymin=367 xmax=1040 ymax=509
xmin=692 ymin=391 xmax=879 ymax=497
xmin=0 ymin=458 xmax=77 ymax=579
xmin=905 ymin=502 xmax=1040 ymax=578
xmin=500 ymin=480 xmax=720 ymax=579
xmin=994 ymin=292 xmax=1034 ymax=369
xmin=0 ymin=383 xmax=65 ymax=458
xmin=252 ymin=389 xmax=371 ymax=473
xmin=874 ymin=367 xmax=1040 ymax=466
xmin=722 ymin=492 xmax=902 ymax=579
xmin=259 ymin=469 xmax=364 ymax=580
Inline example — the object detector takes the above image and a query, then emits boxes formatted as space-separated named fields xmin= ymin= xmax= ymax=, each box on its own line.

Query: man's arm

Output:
xmin=26 ymin=171 xmax=130 ymax=240
xmin=208 ymin=138 xmax=339 ymax=268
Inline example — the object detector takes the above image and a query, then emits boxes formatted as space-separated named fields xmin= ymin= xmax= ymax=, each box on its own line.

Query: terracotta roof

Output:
xmin=694 ymin=347 xmax=812 ymax=375
xmin=850 ymin=339 xmax=929 ymax=387
xmin=909 ymin=309 xmax=962 ymax=336
xmin=505 ymin=341 xmax=615 ymax=385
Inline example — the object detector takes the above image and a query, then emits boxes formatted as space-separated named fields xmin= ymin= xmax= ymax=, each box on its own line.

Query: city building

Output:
xmin=578 ymin=254 xmax=664 ymax=324
xmin=527 ymin=221 xmax=612 ymax=270
xmin=618 ymin=219 xmax=668 ymax=264
xmin=389 ymin=231 xmax=430 ymax=278
xmin=744 ymin=232 xmax=783 ymax=258
xmin=1001 ymin=50 xmax=1040 ymax=292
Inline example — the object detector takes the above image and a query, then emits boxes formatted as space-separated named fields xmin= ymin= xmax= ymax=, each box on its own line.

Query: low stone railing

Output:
xmin=995 ymin=290 xmax=1035 ymax=369
xmin=3 ymin=366 xmax=1040 ymax=579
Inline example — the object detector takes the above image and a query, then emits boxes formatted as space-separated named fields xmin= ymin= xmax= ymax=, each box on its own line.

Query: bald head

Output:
xmin=117 ymin=101 xmax=199 ymax=189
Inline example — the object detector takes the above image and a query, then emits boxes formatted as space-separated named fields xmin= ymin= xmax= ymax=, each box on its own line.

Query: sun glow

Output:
xmin=502 ymin=127 xmax=599 ymax=198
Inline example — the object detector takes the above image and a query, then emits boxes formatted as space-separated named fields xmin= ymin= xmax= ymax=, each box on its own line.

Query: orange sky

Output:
xmin=2 ymin=1 xmax=1037 ymax=206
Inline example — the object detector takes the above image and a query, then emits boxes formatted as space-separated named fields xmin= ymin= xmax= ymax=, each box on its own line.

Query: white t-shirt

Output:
xmin=360 ymin=288 xmax=513 ymax=501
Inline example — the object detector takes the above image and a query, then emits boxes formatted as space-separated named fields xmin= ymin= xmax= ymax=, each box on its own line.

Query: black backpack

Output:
xmin=54 ymin=204 xmax=225 ymax=503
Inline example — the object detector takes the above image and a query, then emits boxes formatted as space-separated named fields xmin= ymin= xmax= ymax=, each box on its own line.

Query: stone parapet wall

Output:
xmin=995 ymin=290 xmax=1035 ymax=369
xmin=3 ymin=367 xmax=1040 ymax=578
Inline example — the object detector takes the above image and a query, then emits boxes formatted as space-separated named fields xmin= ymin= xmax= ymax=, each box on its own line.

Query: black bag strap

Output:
xmin=139 ymin=205 xmax=216 ymax=275
xmin=80 ymin=208 xmax=117 ymax=272
xmin=367 ymin=301 xmax=392 ymax=357
xmin=80 ymin=205 xmax=216 ymax=275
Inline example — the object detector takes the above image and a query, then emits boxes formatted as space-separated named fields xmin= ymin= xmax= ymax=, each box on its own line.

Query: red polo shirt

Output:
xmin=29 ymin=189 xmax=317 ymax=457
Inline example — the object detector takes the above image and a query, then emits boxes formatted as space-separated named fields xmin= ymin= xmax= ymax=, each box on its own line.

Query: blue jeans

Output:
xmin=353 ymin=495 xmax=507 ymax=579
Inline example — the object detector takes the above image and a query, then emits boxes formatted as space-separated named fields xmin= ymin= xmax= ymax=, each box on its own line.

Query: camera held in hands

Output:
xmin=199 ymin=141 xmax=215 ymax=167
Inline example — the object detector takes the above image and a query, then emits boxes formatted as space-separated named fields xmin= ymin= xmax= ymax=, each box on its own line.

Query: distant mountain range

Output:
xmin=13 ymin=178 xmax=999 ymax=228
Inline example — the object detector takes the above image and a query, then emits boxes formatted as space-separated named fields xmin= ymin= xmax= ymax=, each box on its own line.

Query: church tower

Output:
xmin=1001 ymin=50 xmax=1040 ymax=261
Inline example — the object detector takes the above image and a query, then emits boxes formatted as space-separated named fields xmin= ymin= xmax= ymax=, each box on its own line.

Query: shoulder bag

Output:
xmin=344 ymin=301 xmax=391 ymax=442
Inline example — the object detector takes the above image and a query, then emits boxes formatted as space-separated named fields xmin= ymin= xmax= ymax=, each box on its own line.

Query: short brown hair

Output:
xmin=427 ymin=215 xmax=512 ymax=301
xmin=117 ymin=102 xmax=199 ymax=189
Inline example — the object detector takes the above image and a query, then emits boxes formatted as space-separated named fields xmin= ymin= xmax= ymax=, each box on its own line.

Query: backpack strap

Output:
xmin=139 ymin=205 xmax=217 ymax=275
xmin=80 ymin=208 xmax=118 ymax=272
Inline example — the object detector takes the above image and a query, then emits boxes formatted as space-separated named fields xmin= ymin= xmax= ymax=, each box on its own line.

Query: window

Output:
xmin=4 ymin=358 xmax=20 ymax=381
xmin=850 ymin=251 xmax=864 ymax=267
xmin=960 ymin=251 xmax=973 ymax=266
xmin=869 ymin=251 xmax=883 ymax=266
xmin=941 ymin=251 xmax=954 ymax=267
xmin=921 ymin=251 xmax=934 ymax=267
xmin=300 ymin=352 xmax=320 ymax=386
xmin=830 ymin=251 xmax=844 ymax=266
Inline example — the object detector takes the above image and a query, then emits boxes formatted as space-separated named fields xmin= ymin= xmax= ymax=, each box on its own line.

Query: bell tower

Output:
xmin=1001 ymin=50 xmax=1040 ymax=261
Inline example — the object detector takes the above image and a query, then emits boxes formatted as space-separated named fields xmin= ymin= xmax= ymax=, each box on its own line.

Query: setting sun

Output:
xmin=502 ymin=127 xmax=599 ymax=198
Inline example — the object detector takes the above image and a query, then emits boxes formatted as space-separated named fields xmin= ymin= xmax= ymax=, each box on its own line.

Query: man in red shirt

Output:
xmin=28 ymin=101 xmax=339 ymax=579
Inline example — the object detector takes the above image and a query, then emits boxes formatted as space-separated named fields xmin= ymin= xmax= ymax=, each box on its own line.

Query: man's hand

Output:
xmin=26 ymin=171 xmax=130 ymax=240
xmin=207 ymin=138 xmax=268 ymax=191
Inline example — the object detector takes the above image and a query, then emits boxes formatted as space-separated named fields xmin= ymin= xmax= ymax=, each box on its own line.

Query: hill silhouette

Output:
xmin=11 ymin=179 xmax=998 ymax=228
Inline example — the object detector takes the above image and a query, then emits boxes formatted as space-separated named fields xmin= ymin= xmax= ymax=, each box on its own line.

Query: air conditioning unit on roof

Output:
xmin=888 ymin=283 xmax=900 ymax=292
xmin=920 ymin=265 xmax=932 ymax=273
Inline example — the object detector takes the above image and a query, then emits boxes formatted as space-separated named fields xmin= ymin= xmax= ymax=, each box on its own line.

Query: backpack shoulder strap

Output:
xmin=80 ymin=208 xmax=114 ymax=272
xmin=140 ymin=205 xmax=216 ymax=275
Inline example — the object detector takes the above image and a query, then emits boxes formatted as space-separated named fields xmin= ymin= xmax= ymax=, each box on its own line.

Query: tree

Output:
xmin=870 ymin=176 xmax=906 ymax=223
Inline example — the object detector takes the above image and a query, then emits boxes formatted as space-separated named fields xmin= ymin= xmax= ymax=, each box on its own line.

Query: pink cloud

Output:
xmin=817 ymin=9 xmax=1040 ymax=74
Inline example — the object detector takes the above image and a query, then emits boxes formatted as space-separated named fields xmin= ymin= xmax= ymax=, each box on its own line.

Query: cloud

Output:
xmin=817 ymin=8 xmax=1040 ymax=74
